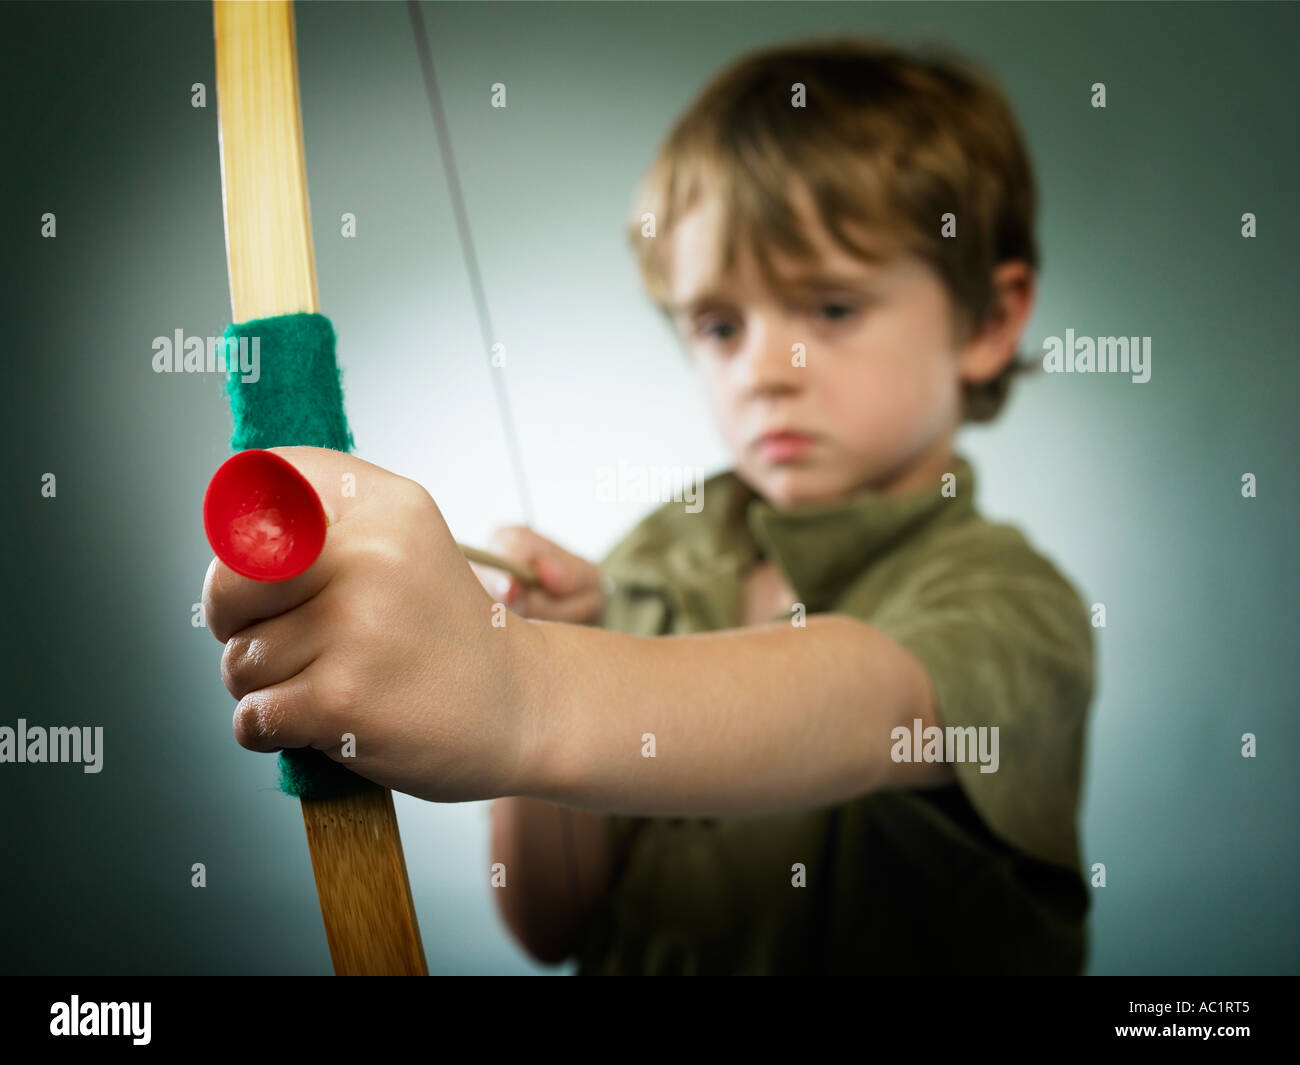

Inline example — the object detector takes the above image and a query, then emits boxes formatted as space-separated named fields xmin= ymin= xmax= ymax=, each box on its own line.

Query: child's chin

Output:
xmin=747 ymin=465 xmax=844 ymax=508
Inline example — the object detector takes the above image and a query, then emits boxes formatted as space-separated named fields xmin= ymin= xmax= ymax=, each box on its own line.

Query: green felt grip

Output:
xmin=223 ymin=312 xmax=368 ymax=799
xmin=224 ymin=313 xmax=355 ymax=453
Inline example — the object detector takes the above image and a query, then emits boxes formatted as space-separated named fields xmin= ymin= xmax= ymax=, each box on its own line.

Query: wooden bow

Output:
xmin=213 ymin=0 xmax=563 ymax=975
xmin=213 ymin=0 xmax=426 ymax=976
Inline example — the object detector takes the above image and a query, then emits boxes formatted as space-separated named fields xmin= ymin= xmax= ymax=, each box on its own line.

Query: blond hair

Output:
xmin=628 ymin=36 xmax=1040 ymax=422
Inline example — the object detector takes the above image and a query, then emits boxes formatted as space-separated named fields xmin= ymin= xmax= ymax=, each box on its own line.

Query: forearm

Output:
xmin=512 ymin=613 xmax=951 ymax=817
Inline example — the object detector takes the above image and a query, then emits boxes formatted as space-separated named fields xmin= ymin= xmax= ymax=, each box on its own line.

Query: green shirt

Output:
xmin=575 ymin=455 xmax=1094 ymax=975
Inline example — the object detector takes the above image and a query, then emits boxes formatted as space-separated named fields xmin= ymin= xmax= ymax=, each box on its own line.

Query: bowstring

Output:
xmin=405 ymin=1 xmax=582 ymax=926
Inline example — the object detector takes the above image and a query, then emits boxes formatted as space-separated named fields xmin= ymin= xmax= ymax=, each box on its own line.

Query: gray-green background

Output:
xmin=1 ymin=1 xmax=1295 ymax=975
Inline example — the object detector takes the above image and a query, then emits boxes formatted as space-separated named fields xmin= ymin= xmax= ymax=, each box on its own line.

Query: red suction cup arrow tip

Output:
xmin=203 ymin=449 xmax=327 ymax=582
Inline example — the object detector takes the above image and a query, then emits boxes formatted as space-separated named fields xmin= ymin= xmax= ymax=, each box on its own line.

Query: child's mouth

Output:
xmin=756 ymin=431 xmax=815 ymax=463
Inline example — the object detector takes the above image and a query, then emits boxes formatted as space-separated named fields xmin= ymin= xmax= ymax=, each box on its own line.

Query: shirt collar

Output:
xmin=745 ymin=456 xmax=976 ymax=611
xmin=603 ymin=455 xmax=977 ymax=618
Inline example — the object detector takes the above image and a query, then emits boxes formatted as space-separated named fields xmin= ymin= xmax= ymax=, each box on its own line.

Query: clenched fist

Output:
xmin=202 ymin=446 xmax=543 ymax=804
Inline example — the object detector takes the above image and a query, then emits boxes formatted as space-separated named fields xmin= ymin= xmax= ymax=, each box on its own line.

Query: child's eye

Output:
xmin=696 ymin=318 xmax=738 ymax=342
xmin=815 ymin=302 xmax=860 ymax=323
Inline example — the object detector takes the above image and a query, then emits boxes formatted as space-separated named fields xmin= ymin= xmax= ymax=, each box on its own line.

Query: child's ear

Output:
xmin=956 ymin=261 xmax=1036 ymax=384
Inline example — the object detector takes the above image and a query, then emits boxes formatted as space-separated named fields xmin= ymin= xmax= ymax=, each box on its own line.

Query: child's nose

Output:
xmin=735 ymin=318 xmax=807 ymax=396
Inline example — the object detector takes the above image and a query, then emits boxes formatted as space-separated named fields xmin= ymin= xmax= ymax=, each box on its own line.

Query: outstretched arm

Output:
xmin=208 ymin=447 xmax=952 ymax=818
xmin=516 ymin=613 xmax=954 ymax=817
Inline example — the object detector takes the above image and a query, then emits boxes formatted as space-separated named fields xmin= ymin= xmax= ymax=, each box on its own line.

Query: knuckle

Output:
xmin=233 ymin=697 xmax=265 ymax=748
xmin=220 ymin=631 xmax=269 ymax=698
xmin=203 ymin=594 xmax=229 ymax=644
xmin=336 ymin=532 xmax=407 ymax=588
xmin=202 ymin=562 xmax=238 ymax=643
xmin=397 ymin=474 xmax=437 ymax=514
xmin=219 ymin=640 xmax=244 ymax=696
xmin=235 ymin=692 xmax=292 ymax=750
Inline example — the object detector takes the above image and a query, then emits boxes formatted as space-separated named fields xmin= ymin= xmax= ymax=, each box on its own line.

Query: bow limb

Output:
xmin=213 ymin=0 xmax=426 ymax=976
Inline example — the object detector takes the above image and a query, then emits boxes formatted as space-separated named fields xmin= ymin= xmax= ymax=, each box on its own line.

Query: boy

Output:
xmin=488 ymin=38 xmax=1093 ymax=975
xmin=206 ymin=37 xmax=1093 ymax=975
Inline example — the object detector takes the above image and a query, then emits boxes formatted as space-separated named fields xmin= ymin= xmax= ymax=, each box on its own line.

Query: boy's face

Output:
xmin=667 ymin=187 xmax=983 ymax=508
